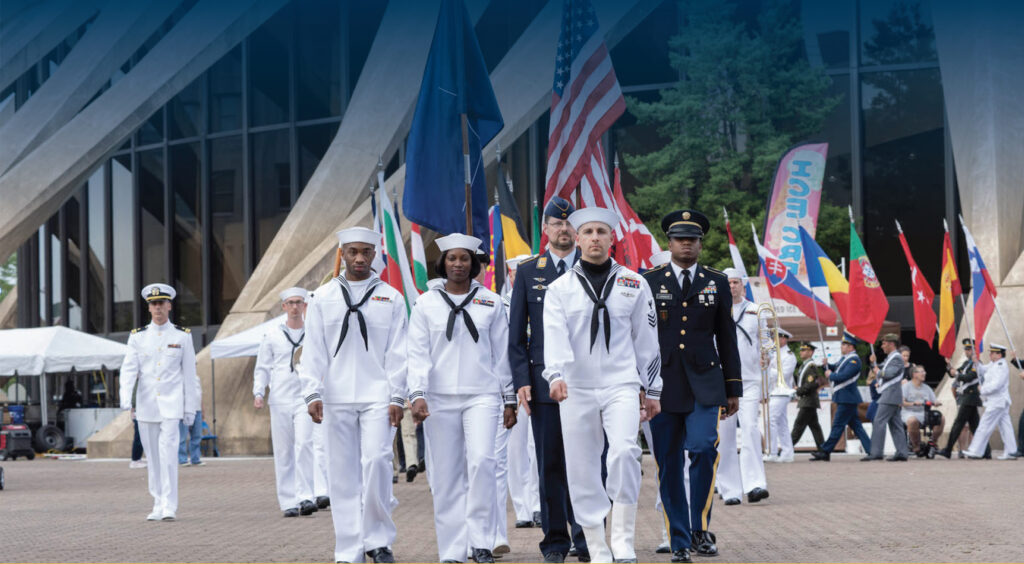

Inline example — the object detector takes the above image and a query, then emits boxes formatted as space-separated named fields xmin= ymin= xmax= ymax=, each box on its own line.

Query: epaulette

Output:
xmin=130 ymin=326 xmax=147 ymax=334
xmin=703 ymin=265 xmax=725 ymax=276
xmin=518 ymin=254 xmax=541 ymax=266
xmin=174 ymin=324 xmax=191 ymax=334
xmin=644 ymin=263 xmax=668 ymax=275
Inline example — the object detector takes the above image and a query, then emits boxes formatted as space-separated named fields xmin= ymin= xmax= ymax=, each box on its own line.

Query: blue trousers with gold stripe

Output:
xmin=649 ymin=404 xmax=721 ymax=551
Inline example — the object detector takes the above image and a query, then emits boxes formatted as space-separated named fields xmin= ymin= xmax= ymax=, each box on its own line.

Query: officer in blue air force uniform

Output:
xmin=508 ymin=196 xmax=588 ymax=563
xmin=642 ymin=210 xmax=741 ymax=564
xmin=810 ymin=332 xmax=872 ymax=461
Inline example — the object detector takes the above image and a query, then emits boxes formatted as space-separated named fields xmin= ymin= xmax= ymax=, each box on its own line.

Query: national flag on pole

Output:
xmin=496 ymin=160 xmax=532 ymax=260
xmin=724 ymin=208 xmax=754 ymax=302
xmin=798 ymin=225 xmax=850 ymax=321
xmin=938 ymin=228 xmax=959 ymax=358
xmin=611 ymin=155 xmax=660 ymax=270
xmin=845 ymin=209 xmax=889 ymax=343
xmin=960 ymin=217 xmax=997 ymax=351
xmin=369 ymin=188 xmax=387 ymax=277
xmin=484 ymin=204 xmax=503 ymax=291
xmin=543 ymin=0 xmax=625 ymax=205
xmin=377 ymin=173 xmax=419 ymax=314
xmin=403 ymin=0 xmax=503 ymax=243
xmin=753 ymin=227 xmax=837 ymax=325
xmin=895 ymin=220 xmax=937 ymax=346
xmin=410 ymin=223 xmax=430 ymax=292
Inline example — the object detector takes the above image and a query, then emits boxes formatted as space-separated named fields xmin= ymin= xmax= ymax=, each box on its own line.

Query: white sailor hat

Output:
xmin=649 ymin=250 xmax=671 ymax=267
xmin=141 ymin=283 xmax=176 ymax=302
xmin=775 ymin=328 xmax=793 ymax=339
xmin=336 ymin=227 xmax=380 ymax=248
xmin=436 ymin=233 xmax=483 ymax=253
xmin=568 ymin=207 xmax=619 ymax=231
xmin=506 ymin=254 xmax=533 ymax=270
xmin=990 ymin=343 xmax=1008 ymax=353
xmin=722 ymin=267 xmax=745 ymax=280
xmin=279 ymin=287 xmax=308 ymax=302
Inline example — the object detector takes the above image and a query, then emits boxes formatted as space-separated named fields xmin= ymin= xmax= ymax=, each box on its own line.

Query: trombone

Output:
xmin=757 ymin=302 xmax=794 ymax=454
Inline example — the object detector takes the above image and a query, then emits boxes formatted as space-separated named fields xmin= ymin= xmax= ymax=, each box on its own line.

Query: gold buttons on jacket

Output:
xmin=679 ymin=344 xmax=686 ymax=350
xmin=680 ymin=330 xmax=686 ymax=336
xmin=682 ymin=316 xmax=688 ymax=322
xmin=682 ymin=301 xmax=688 ymax=307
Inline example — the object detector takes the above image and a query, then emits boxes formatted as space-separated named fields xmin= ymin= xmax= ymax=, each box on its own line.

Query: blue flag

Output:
xmin=402 ymin=0 xmax=504 ymax=245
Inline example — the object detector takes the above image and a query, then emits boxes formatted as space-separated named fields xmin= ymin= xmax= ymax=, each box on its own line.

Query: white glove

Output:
xmin=184 ymin=412 xmax=196 ymax=427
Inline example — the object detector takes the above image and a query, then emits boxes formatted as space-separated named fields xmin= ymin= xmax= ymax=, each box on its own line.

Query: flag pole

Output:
xmin=945 ymin=218 xmax=976 ymax=352
xmin=461 ymin=113 xmax=473 ymax=235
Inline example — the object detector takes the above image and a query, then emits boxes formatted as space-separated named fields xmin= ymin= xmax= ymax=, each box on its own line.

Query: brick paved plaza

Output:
xmin=1 ymin=453 xmax=1021 ymax=563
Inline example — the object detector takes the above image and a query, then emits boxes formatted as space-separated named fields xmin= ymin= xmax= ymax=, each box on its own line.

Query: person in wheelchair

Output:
xmin=901 ymin=365 xmax=944 ymax=457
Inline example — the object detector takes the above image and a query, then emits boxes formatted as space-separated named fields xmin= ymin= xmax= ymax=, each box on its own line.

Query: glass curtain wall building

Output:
xmin=15 ymin=0 xmax=961 ymax=378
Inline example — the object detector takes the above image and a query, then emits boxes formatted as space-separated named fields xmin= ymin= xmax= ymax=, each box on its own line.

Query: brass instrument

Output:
xmin=757 ymin=302 xmax=794 ymax=454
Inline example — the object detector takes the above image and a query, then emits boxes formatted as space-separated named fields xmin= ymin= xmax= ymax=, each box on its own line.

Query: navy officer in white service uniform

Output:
xmin=119 ymin=283 xmax=201 ymax=522
xmin=253 ymin=287 xmax=318 ymax=518
xmin=302 ymin=227 xmax=409 ymax=563
xmin=542 ymin=207 xmax=662 ymax=563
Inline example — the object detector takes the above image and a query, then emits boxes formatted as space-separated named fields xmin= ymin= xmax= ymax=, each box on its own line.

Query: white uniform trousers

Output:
xmin=270 ymin=402 xmax=315 ymax=511
xmin=324 ymin=402 xmax=396 ymax=563
xmin=560 ymin=383 xmax=642 ymax=561
xmin=312 ymin=420 xmax=329 ymax=498
xmin=137 ymin=419 xmax=180 ymax=514
xmin=506 ymin=404 xmax=540 ymax=522
xmin=768 ymin=396 xmax=794 ymax=459
xmin=424 ymin=393 xmax=500 ymax=562
xmin=735 ymin=383 xmax=767 ymax=492
xmin=494 ymin=408 xmax=511 ymax=549
xmin=714 ymin=412 xmax=743 ymax=501
xmin=966 ymin=405 xmax=1017 ymax=457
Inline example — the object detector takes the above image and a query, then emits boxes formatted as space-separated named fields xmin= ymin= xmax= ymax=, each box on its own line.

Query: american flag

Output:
xmin=544 ymin=0 xmax=626 ymax=204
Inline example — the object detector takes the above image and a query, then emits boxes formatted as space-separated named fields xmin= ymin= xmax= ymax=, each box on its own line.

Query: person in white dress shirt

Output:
xmin=254 ymin=287 xmax=319 ymax=517
xmin=965 ymin=344 xmax=1019 ymax=459
xmin=765 ymin=329 xmax=797 ymax=462
xmin=301 ymin=227 xmax=408 ymax=564
xmin=119 ymin=283 xmax=201 ymax=522
xmin=407 ymin=233 xmax=517 ymax=564
xmin=542 ymin=207 xmax=662 ymax=563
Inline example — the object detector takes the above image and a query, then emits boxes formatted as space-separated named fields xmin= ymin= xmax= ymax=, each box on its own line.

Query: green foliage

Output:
xmin=623 ymin=0 xmax=848 ymax=269
xmin=0 ymin=253 xmax=15 ymax=303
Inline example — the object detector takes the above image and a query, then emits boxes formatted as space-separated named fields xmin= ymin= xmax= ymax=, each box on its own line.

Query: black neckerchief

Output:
xmin=574 ymin=259 xmax=619 ymax=352
xmin=280 ymin=325 xmax=304 ymax=372
xmin=733 ymin=299 xmax=753 ymax=346
xmin=334 ymin=276 xmax=381 ymax=355
xmin=438 ymin=286 xmax=480 ymax=342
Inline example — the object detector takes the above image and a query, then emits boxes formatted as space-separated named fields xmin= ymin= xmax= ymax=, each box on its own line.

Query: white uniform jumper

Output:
xmin=119 ymin=321 xmax=200 ymax=519
xmin=407 ymin=281 xmax=515 ymax=562
xmin=715 ymin=298 xmax=768 ymax=500
xmin=966 ymin=358 xmax=1017 ymax=457
xmin=542 ymin=261 xmax=661 ymax=562
xmin=767 ymin=346 xmax=797 ymax=460
xmin=254 ymin=324 xmax=315 ymax=511
xmin=301 ymin=275 xmax=408 ymax=563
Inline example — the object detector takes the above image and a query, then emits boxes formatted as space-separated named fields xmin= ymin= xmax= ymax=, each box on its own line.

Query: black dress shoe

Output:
xmin=747 ymin=488 xmax=769 ymax=503
xmin=886 ymin=454 xmax=908 ymax=462
xmin=937 ymin=448 xmax=952 ymax=459
xmin=724 ymin=498 xmax=741 ymax=506
xmin=860 ymin=455 xmax=883 ymax=461
xmin=809 ymin=450 xmax=830 ymax=461
xmin=568 ymin=549 xmax=578 ymax=557
xmin=691 ymin=530 xmax=717 ymax=557
xmin=657 ymin=545 xmax=672 ymax=554
xmin=576 ymin=550 xmax=590 ymax=562
xmin=299 ymin=500 xmax=317 ymax=515
xmin=317 ymin=496 xmax=331 ymax=509
xmin=515 ymin=519 xmax=534 ymax=528
xmin=366 ymin=547 xmax=395 ymax=563
xmin=406 ymin=465 xmax=418 ymax=482
xmin=542 ymin=553 xmax=565 ymax=563
xmin=672 ymin=548 xmax=693 ymax=563
xmin=471 ymin=548 xmax=495 ymax=563
xmin=533 ymin=510 xmax=542 ymax=527
xmin=283 ymin=508 xmax=299 ymax=517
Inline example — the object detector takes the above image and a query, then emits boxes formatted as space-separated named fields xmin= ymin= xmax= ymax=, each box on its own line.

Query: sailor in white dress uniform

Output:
xmin=254 ymin=287 xmax=318 ymax=517
xmin=766 ymin=329 xmax=797 ymax=462
xmin=301 ymin=227 xmax=408 ymax=564
xmin=965 ymin=344 xmax=1019 ymax=459
xmin=119 ymin=283 xmax=201 ymax=521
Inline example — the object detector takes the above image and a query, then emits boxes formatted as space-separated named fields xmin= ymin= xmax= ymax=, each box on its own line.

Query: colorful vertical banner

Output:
xmin=762 ymin=143 xmax=829 ymax=281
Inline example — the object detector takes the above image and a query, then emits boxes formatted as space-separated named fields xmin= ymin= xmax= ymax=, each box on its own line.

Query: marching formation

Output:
xmin=119 ymin=202 xmax=1022 ymax=564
